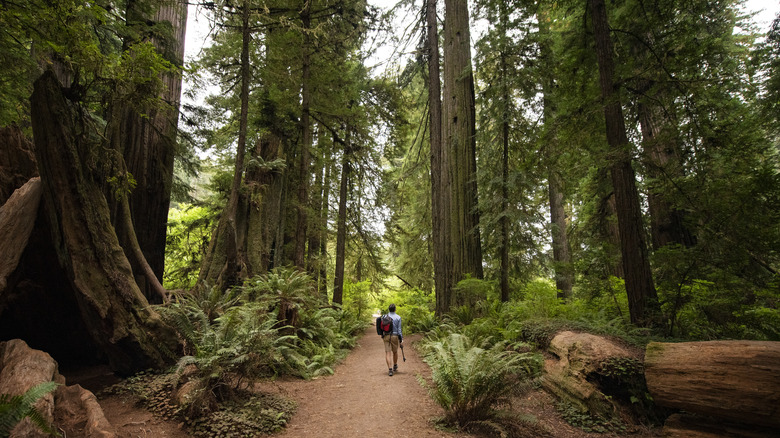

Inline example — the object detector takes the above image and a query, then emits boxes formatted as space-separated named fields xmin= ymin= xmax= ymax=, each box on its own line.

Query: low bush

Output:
xmin=419 ymin=332 xmax=543 ymax=434
xmin=140 ymin=267 xmax=363 ymax=433
xmin=102 ymin=372 xmax=295 ymax=438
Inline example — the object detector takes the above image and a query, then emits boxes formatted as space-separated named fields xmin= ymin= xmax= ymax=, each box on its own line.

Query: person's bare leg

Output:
xmin=386 ymin=350 xmax=393 ymax=369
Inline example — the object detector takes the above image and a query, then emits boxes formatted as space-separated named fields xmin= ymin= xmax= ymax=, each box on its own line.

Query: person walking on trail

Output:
xmin=377 ymin=303 xmax=403 ymax=376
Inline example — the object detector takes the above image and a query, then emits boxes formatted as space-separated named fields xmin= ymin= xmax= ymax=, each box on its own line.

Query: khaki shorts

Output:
xmin=383 ymin=334 xmax=399 ymax=353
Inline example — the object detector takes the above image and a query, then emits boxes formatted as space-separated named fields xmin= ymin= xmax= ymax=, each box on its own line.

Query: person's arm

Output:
xmin=398 ymin=318 xmax=403 ymax=342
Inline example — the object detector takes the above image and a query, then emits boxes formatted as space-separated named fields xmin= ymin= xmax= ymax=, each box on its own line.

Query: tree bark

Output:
xmin=117 ymin=0 xmax=187 ymax=302
xmin=538 ymin=14 xmax=573 ymax=300
xmin=245 ymin=133 xmax=285 ymax=275
xmin=590 ymin=0 xmax=657 ymax=325
xmin=549 ymin=171 xmax=573 ymax=299
xmin=443 ymin=0 xmax=483 ymax=286
xmin=645 ymin=341 xmax=780 ymax=429
xmin=294 ymin=0 xmax=313 ymax=269
xmin=119 ymin=192 xmax=168 ymax=302
xmin=498 ymin=0 xmax=510 ymax=303
xmin=636 ymin=95 xmax=695 ymax=249
xmin=307 ymin=151 xmax=325 ymax=297
xmin=593 ymin=179 xmax=624 ymax=279
xmin=0 ymin=178 xmax=42 ymax=296
xmin=332 ymin=132 xmax=351 ymax=305
xmin=31 ymin=70 xmax=177 ymax=374
xmin=198 ymin=0 xmax=252 ymax=291
xmin=663 ymin=413 xmax=776 ymax=438
xmin=427 ymin=0 xmax=452 ymax=316
xmin=318 ymin=156 xmax=332 ymax=300
xmin=0 ymin=125 xmax=38 ymax=205
xmin=275 ymin=167 xmax=290 ymax=268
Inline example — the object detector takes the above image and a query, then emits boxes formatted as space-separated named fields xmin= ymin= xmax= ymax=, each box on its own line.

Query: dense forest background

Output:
xmin=0 ymin=0 xmax=779 ymax=435
xmin=165 ymin=0 xmax=780 ymax=339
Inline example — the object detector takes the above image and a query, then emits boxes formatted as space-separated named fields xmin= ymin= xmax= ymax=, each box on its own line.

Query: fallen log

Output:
xmin=663 ymin=413 xmax=776 ymax=438
xmin=644 ymin=341 xmax=780 ymax=429
xmin=542 ymin=331 xmax=641 ymax=418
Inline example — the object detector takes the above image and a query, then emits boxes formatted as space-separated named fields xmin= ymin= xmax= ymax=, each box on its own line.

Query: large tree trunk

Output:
xmin=306 ymin=156 xmax=323 ymax=275
xmin=198 ymin=0 xmax=252 ymax=292
xmin=245 ymin=133 xmax=285 ymax=275
xmin=117 ymin=0 xmax=187 ymax=302
xmin=0 ymin=132 xmax=99 ymax=366
xmin=307 ymin=150 xmax=326 ymax=299
xmin=443 ymin=0 xmax=483 ymax=286
xmin=594 ymin=177 xmax=624 ymax=279
xmin=636 ymin=94 xmax=695 ymax=249
xmin=539 ymin=15 xmax=574 ymax=300
xmin=498 ymin=0 xmax=511 ymax=303
xmin=427 ymin=0 xmax=452 ymax=316
xmin=332 ymin=132 xmax=351 ymax=305
xmin=294 ymin=0 xmax=313 ymax=269
xmin=663 ymin=413 xmax=776 ymax=438
xmin=590 ymin=0 xmax=657 ymax=326
xmin=549 ymin=170 xmax=573 ymax=299
xmin=318 ymin=155 xmax=332 ymax=300
xmin=31 ymin=70 xmax=177 ymax=375
xmin=645 ymin=341 xmax=780 ymax=430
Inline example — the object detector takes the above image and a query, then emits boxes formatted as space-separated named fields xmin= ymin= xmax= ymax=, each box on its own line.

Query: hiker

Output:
xmin=377 ymin=303 xmax=403 ymax=376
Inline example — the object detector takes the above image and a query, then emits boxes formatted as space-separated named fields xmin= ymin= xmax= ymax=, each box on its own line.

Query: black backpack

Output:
xmin=376 ymin=314 xmax=393 ymax=336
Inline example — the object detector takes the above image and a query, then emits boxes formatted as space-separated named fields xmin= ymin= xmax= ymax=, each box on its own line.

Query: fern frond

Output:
xmin=0 ymin=381 xmax=59 ymax=437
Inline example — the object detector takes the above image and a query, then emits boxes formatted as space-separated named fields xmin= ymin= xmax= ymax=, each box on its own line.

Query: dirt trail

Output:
xmin=97 ymin=325 xmax=655 ymax=437
xmin=265 ymin=325 xmax=469 ymax=438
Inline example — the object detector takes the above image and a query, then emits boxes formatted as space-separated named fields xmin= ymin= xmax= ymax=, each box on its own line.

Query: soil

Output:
xmin=74 ymin=326 xmax=661 ymax=437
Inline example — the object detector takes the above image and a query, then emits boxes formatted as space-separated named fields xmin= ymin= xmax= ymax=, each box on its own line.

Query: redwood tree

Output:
xmin=116 ymin=0 xmax=187 ymax=303
xmin=426 ymin=0 xmax=452 ymax=316
xmin=31 ymin=71 xmax=178 ymax=374
xmin=443 ymin=0 xmax=483 ymax=286
xmin=590 ymin=0 xmax=658 ymax=326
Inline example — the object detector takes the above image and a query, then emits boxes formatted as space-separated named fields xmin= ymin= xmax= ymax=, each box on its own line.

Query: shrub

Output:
xmin=453 ymin=277 xmax=496 ymax=308
xmin=102 ymin=373 xmax=294 ymax=438
xmin=166 ymin=302 xmax=296 ymax=414
xmin=238 ymin=267 xmax=316 ymax=329
xmin=419 ymin=333 xmax=542 ymax=430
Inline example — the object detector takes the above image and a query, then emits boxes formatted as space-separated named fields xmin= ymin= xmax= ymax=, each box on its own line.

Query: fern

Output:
xmin=420 ymin=333 xmax=542 ymax=429
xmin=0 ymin=382 xmax=60 ymax=438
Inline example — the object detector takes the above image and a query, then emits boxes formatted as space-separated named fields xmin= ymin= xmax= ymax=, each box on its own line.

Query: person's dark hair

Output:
xmin=389 ymin=303 xmax=396 ymax=312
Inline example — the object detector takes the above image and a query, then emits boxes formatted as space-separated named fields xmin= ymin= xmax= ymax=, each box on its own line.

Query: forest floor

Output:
xmin=74 ymin=325 xmax=661 ymax=438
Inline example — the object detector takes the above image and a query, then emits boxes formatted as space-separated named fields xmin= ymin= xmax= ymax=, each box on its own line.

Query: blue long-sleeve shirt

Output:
xmin=389 ymin=312 xmax=402 ymax=339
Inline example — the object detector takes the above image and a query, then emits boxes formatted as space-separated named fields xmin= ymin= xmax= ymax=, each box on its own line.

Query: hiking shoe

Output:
xmin=388 ymin=369 xmax=393 ymax=376
xmin=393 ymin=364 xmax=398 ymax=371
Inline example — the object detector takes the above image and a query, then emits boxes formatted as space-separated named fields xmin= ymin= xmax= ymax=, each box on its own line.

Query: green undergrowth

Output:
xmin=409 ymin=278 xmax=672 ymax=433
xmin=101 ymin=371 xmax=295 ymax=437
xmin=105 ymin=267 xmax=363 ymax=435
xmin=417 ymin=331 xmax=548 ymax=437
xmin=555 ymin=400 xmax=627 ymax=434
